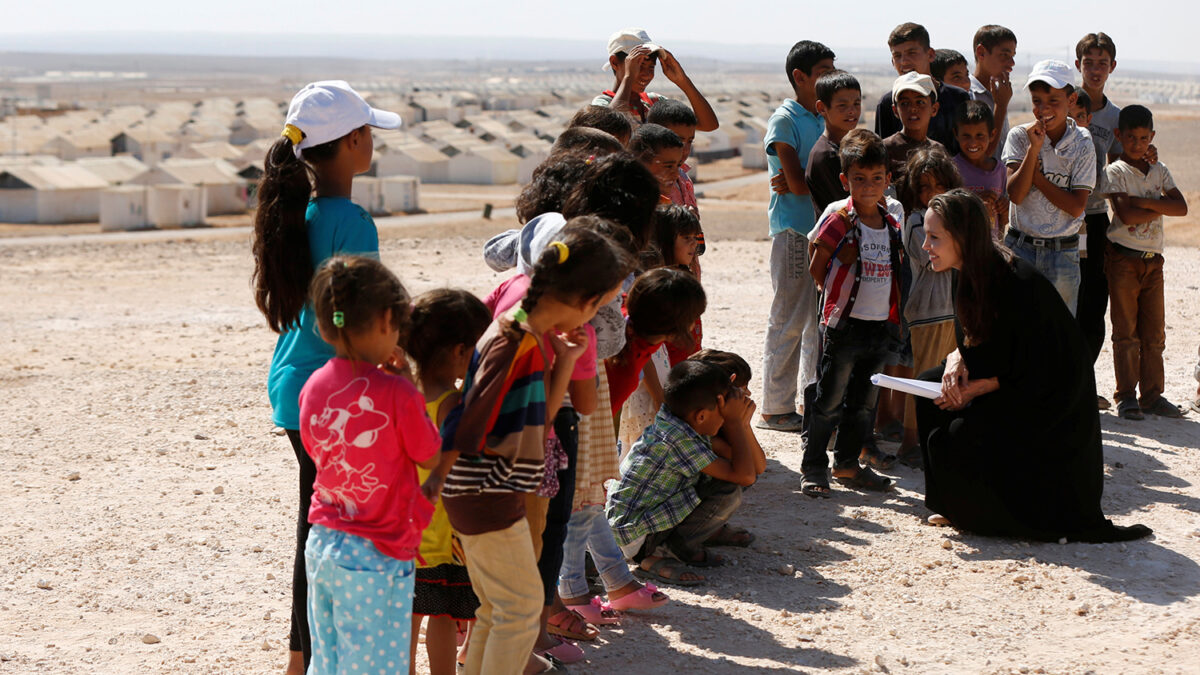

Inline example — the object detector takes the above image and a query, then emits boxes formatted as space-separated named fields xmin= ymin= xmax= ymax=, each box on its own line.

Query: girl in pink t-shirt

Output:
xmin=298 ymin=256 xmax=442 ymax=675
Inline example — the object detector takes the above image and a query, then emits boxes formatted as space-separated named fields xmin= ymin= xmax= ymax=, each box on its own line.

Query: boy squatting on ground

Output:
xmin=799 ymin=131 xmax=906 ymax=497
xmin=1100 ymin=105 xmax=1188 ymax=421
xmin=594 ymin=27 xmax=718 ymax=132
xmin=760 ymin=39 xmax=836 ymax=433
xmin=874 ymin=22 xmax=971 ymax=155
xmin=1002 ymin=59 xmax=1096 ymax=316
xmin=606 ymin=360 xmax=759 ymax=586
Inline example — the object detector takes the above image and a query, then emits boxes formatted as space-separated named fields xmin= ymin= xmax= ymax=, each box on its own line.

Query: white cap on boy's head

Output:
xmin=283 ymin=80 xmax=401 ymax=158
xmin=1024 ymin=60 xmax=1075 ymax=90
xmin=892 ymin=72 xmax=937 ymax=101
xmin=603 ymin=28 xmax=662 ymax=70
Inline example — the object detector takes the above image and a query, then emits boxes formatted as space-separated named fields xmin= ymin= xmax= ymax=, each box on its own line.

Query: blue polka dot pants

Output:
xmin=305 ymin=524 xmax=415 ymax=675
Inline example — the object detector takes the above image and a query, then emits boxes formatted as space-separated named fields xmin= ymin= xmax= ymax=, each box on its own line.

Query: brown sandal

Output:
xmin=546 ymin=609 xmax=598 ymax=642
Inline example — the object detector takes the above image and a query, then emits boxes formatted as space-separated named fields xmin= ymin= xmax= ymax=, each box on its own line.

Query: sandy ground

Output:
xmin=2 ymin=198 xmax=1200 ymax=674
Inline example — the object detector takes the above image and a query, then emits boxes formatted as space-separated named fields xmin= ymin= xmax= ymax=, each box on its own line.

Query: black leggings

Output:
xmin=285 ymin=430 xmax=316 ymax=664
xmin=538 ymin=407 xmax=579 ymax=606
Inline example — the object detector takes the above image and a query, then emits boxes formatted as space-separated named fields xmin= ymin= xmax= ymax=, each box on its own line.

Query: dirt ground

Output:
xmin=2 ymin=196 xmax=1199 ymax=673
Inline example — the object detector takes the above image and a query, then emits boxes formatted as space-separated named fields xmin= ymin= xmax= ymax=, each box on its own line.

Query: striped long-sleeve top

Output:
xmin=441 ymin=320 xmax=549 ymax=535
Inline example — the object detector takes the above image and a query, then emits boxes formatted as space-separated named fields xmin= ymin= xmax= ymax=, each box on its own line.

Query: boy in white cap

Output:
xmin=1002 ymin=59 xmax=1096 ymax=316
xmin=593 ymin=28 xmax=719 ymax=131
xmin=873 ymin=22 xmax=971 ymax=155
xmin=883 ymin=72 xmax=946 ymax=187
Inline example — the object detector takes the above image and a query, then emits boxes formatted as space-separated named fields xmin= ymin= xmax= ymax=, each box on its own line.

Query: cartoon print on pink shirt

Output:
xmin=307 ymin=377 xmax=390 ymax=518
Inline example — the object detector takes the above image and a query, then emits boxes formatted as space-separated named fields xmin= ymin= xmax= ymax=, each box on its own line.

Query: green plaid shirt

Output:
xmin=605 ymin=406 xmax=718 ymax=547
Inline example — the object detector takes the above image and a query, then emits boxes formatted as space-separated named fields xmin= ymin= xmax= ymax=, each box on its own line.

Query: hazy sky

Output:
xmin=2 ymin=0 xmax=1198 ymax=68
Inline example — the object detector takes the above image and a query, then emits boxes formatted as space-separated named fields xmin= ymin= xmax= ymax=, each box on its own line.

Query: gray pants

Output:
xmin=633 ymin=476 xmax=743 ymax=564
xmin=762 ymin=229 xmax=821 ymax=415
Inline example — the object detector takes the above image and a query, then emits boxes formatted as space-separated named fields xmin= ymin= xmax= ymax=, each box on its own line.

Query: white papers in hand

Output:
xmin=870 ymin=374 xmax=943 ymax=399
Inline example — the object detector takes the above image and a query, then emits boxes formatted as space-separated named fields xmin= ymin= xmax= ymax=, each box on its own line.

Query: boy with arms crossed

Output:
xmin=759 ymin=40 xmax=836 ymax=432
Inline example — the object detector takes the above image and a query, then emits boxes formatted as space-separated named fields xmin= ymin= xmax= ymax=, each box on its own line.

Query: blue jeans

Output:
xmin=305 ymin=524 xmax=415 ymax=675
xmin=801 ymin=319 xmax=891 ymax=478
xmin=1006 ymin=233 xmax=1081 ymax=316
xmin=558 ymin=505 xmax=636 ymax=599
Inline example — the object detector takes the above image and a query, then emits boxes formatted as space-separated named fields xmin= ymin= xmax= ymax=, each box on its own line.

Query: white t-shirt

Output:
xmin=1085 ymin=97 xmax=1122 ymax=215
xmin=810 ymin=196 xmax=905 ymax=240
xmin=1002 ymin=118 xmax=1097 ymax=238
xmin=1102 ymin=159 xmax=1177 ymax=254
xmin=849 ymin=224 xmax=893 ymax=321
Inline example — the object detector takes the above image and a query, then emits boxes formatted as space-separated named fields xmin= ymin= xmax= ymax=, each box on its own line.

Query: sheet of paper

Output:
xmin=870 ymin=374 xmax=943 ymax=399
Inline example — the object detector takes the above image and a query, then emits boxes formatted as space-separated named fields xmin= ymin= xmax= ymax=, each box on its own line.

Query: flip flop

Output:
xmin=607 ymin=582 xmax=669 ymax=612
xmin=755 ymin=412 xmax=804 ymax=432
xmin=679 ymin=549 xmax=724 ymax=568
xmin=546 ymin=609 xmax=598 ymax=642
xmin=705 ymin=524 xmax=756 ymax=548
xmin=633 ymin=557 xmax=705 ymax=587
xmin=1141 ymin=397 xmax=1184 ymax=418
xmin=534 ymin=636 xmax=584 ymax=665
xmin=833 ymin=466 xmax=893 ymax=492
xmin=801 ymin=474 xmax=831 ymax=498
xmin=565 ymin=596 xmax=622 ymax=625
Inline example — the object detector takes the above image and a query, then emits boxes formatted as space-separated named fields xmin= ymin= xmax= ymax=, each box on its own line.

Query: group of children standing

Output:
xmin=252 ymin=27 xmax=770 ymax=675
xmin=246 ymin=22 xmax=1190 ymax=675
xmin=761 ymin=23 xmax=1189 ymax=499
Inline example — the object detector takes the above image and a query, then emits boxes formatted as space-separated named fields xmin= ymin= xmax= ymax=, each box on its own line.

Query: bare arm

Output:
xmin=567 ymin=376 xmax=598 ymax=416
xmin=771 ymin=141 xmax=810 ymax=196
xmin=809 ymin=242 xmax=832 ymax=291
xmin=658 ymin=50 xmax=719 ymax=131
xmin=1131 ymin=187 xmax=1188 ymax=217
xmin=642 ymin=359 xmax=664 ymax=410
xmin=1109 ymin=192 xmax=1162 ymax=226
xmin=699 ymin=395 xmax=756 ymax=486
xmin=1006 ymin=123 xmax=1043 ymax=206
xmin=1031 ymin=172 xmax=1089 ymax=218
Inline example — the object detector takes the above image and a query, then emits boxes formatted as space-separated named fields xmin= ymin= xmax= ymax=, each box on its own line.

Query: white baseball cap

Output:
xmin=1024 ymin=60 xmax=1075 ymax=90
xmin=603 ymin=28 xmax=662 ymax=70
xmin=892 ymin=72 xmax=938 ymax=102
xmin=283 ymin=80 xmax=401 ymax=158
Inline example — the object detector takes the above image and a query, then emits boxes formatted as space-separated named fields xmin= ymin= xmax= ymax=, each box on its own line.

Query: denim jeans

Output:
xmin=800 ymin=319 xmax=891 ymax=478
xmin=762 ymin=229 xmax=821 ymax=415
xmin=1006 ymin=232 xmax=1081 ymax=316
xmin=557 ymin=505 xmax=636 ymax=599
xmin=305 ymin=524 xmax=416 ymax=675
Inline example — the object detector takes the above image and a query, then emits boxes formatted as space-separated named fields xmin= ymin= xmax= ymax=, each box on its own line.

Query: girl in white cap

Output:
xmin=249 ymin=80 xmax=403 ymax=675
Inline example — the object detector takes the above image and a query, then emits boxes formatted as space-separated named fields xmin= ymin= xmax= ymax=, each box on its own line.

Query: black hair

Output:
xmin=560 ymin=152 xmax=660 ymax=252
xmin=900 ymin=146 xmax=962 ymax=213
xmin=1028 ymin=80 xmax=1074 ymax=95
xmin=664 ymin=360 xmax=732 ymax=419
xmin=652 ymin=204 xmax=702 ymax=267
xmin=838 ymin=128 xmax=888 ymax=173
xmin=406 ymin=288 xmax=491 ymax=374
xmin=310 ymin=255 xmax=410 ymax=361
xmin=928 ymin=189 xmax=1013 ymax=346
xmin=973 ymin=25 xmax=1017 ymax=53
xmin=517 ymin=221 xmax=635 ymax=321
xmin=646 ymin=99 xmax=698 ymax=128
xmin=889 ymin=22 xmax=931 ymax=49
xmin=688 ymin=348 xmax=752 ymax=388
xmin=251 ymin=131 xmax=343 ymax=332
xmin=1118 ymin=104 xmax=1154 ymax=132
xmin=516 ymin=154 xmax=590 ymax=224
xmin=551 ymin=127 xmax=624 ymax=157
xmin=815 ymin=70 xmax=861 ymax=107
xmin=954 ymin=99 xmax=996 ymax=133
xmin=626 ymin=267 xmax=706 ymax=340
xmin=567 ymin=105 xmax=633 ymax=142
xmin=1074 ymin=90 xmax=1093 ymax=113
xmin=931 ymin=49 xmax=968 ymax=82
xmin=1076 ymin=32 xmax=1116 ymax=61
xmin=629 ymin=123 xmax=683 ymax=163
xmin=785 ymin=40 xmax=836 ymax=87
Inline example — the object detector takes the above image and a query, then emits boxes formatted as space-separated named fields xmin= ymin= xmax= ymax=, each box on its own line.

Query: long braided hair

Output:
xmin=309 ymin=255 xmax=411 ymax=363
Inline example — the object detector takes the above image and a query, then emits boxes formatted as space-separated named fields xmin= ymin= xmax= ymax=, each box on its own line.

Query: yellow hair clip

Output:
xmin=549 ymin=241 xmax=569 ymax=264
xmin=281 ymin=124 xmax=304 ymax=146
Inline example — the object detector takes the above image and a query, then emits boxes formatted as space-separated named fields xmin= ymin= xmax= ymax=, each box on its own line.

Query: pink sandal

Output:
xmin=565 ymin=596 xmax=622 ymax=626
xmin=535 ymin=636 xmax=585 ymax=664
xmin=607 ymin=582 xmax=670 ymax=612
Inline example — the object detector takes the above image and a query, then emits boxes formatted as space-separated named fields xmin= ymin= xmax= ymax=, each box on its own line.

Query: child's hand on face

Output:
xmin=1146 ymin=144 xmax=1159 ymax=165
xmin=1025 ymin=119 xmax=1047 ymax=150
xmin=718 ymin=389 xmax=751 ymax=424
xmin=990 ymin=74 xmax=1013 ymax=108
xmin=550 ymin=327 xmax=589 ymax=364
xmin=623 ymin=46 xmax=654 ymax=81
xmin=380 ymin=346 xmax=414 ymax=382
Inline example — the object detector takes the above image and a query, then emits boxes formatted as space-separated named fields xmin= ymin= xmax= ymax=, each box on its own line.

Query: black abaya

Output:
xmin=915 ymin=258 xmax=1150 ymax=543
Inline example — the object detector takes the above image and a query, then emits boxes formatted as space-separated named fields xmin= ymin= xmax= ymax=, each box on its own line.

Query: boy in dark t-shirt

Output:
xmin=805 ymin=70 xmax=862 ymax=216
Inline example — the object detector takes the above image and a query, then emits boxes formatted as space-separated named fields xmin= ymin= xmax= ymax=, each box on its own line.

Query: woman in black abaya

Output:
xmin=914 ymin=189 xmax=1150 ymax=543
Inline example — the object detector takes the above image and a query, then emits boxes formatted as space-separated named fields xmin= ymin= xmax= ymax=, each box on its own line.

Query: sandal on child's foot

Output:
xmin=633 ymin=557 xmax=705 ymax=587
xmin=1117 ymin=398 xmax=1144 ymax=421
xmin=546 ymin=609 xmax=598 ymax=642
xmin=608 ymin=583 xmax=669 ymax=612
xmin=534 ymin=636 xmax=585 ymax=665
xmin=564 ymin=596 xmax=622 ymax=625
xmin=705 ymin=524 xmax=755 ymax=548
xmin=860 ymin=446 xmax=897 ymax=470
xmin=801 ymin=474 xmax=831 ymax=498
xmin=833 ymin=465 xmax=893 ymax=492
xmin=926 ymin=514 xmax=951 ymax=526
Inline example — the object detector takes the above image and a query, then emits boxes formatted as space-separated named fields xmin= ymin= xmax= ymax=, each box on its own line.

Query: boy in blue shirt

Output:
xmin=759 ymin=40 xmax=835 ymax=433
